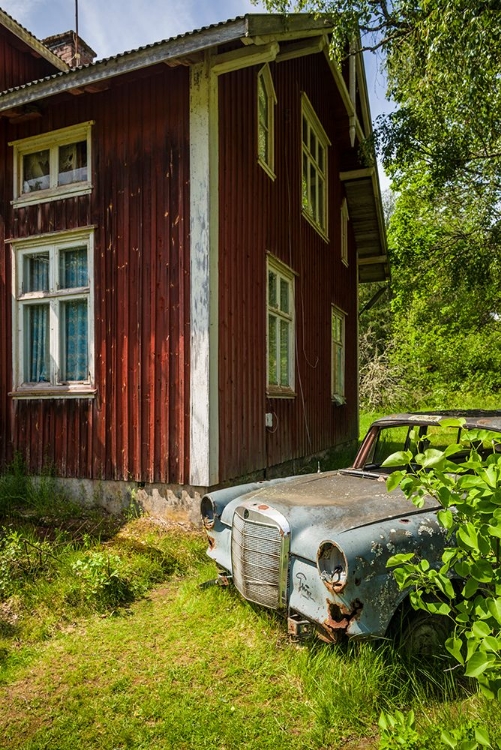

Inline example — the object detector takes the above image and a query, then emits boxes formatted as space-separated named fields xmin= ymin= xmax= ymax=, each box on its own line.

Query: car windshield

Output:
xmin=364 ymin=423 xmax=464 ymax=470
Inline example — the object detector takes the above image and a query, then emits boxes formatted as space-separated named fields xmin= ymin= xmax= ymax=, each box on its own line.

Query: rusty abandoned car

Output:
xmin=201 ymin=411 xmax=501 ymax=649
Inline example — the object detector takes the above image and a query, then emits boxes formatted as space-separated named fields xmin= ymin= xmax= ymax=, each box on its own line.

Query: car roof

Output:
xmin=371 ymin=410 xmax=501 ymax=432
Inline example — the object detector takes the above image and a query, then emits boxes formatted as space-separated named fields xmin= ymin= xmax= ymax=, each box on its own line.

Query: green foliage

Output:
xmin=385 ymin=421 xmax=501 ymax=699
xmin=378 ymin=709 xmax=421 ymax=749
xmin=259 ymin=0 xmax=501 ymax=406
xmin=0 ymin=528 xmax=59 ymax=599
xmin=71 ymin=552 xmax=134 ymax=610
xmin=378 ymin=710 xmax=493 ymax=750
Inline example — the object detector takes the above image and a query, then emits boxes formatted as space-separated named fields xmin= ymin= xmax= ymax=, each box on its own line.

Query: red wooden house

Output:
xmin=0 ymin=10 xmax=388 ymax=515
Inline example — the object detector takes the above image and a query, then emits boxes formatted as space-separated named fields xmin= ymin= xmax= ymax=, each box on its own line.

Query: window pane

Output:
xmin=62 ymin=299 xmax=88 ymax=381
xmin=23 ymin=253 xmax=49 ymax=292
xmin=258 ymin=77 xmax=269 ymax=162
xmin=22 ymin=150 xmax=50 ymax=193
xmin=58 ymin=141 xmax=88 ymax=186
xmin=302 ymin=154 xmax=309 ymax=211
xmin=258 ymin=77 xmax=268 ymax=123
xmin=268 ymin=270 xmax=277 ymax=309
xmin=318 ymin=144 xmax=324 ymax=173
xmin=309 ymin=163 xmax=317 ymax=217
xmin=60 ymin=247 xmax=88 ymax=288
xmin=318 ymin=179 xmax=324 ymax=227
xmin=279 ymin=319 xmax=290 ymax=386
xmin=280 ymin=278 xmax=289 ymax=314
xmin=25 ymin=304 xmax=49 ymax=382
xmin=268 ymin=313 xmax=278 ymax=385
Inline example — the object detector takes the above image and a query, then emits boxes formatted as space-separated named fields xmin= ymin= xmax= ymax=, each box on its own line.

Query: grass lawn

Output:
xmin=1 ymin=405 xmax=501 ymax=749
xmin=0 ymin=513 xmax=500 ymax=750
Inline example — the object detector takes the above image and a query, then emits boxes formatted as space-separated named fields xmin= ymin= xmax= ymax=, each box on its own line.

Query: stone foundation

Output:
xmin=54 ymin=477 xmax=202 ymax=527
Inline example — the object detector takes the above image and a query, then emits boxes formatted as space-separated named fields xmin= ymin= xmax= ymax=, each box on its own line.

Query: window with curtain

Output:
xmin=13 ymin=230 xmax=94 ymax=393
xmin=11 ymin=121 xmax=93 ymax=206
xmin=267 ymin=256 xmax=295 ymax=396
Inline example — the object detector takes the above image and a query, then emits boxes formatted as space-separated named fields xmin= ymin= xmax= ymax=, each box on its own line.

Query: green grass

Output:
xmin=2 ymin=552 xmax=500 ymax=750
xmin=1 ymin=509 xmax=500 ymax=749
xmin=1 ymin=411 xmax=501 ymax=749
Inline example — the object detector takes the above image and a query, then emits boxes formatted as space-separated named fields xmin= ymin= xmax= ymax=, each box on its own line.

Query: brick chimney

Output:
xmin=42 ymin=31 xmax=96 ymax=67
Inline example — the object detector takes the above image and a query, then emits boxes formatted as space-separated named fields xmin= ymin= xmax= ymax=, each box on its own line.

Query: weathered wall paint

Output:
xmin=189 ymin=56 xmax=220 ymax=487
xmin=217 ymin=52 xmax=359 ymax=481
xmin=1 ymin=66 xmax=191 ymax=484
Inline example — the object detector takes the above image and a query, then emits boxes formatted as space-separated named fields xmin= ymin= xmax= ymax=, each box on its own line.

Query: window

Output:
xmin=10 ymin=121 xmax=93 ymax=206
xmin=257 ymin=64 xmax=276 ymax=179
xmin=301 ymin=94 xmax=330 ymax=238
xmin=331 ymin=307 xmax=345 ymax=404
xmin=11 ymin=229 xmax=94 ymax=396
xmin=267 ymin=256 xmax=295 ymax=395
xmin=341 ymin=197 xmax=349 ymax=266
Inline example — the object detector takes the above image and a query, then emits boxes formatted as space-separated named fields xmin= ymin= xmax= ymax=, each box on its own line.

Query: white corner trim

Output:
xmin=189 ymin=57 xmax=219 ymax=487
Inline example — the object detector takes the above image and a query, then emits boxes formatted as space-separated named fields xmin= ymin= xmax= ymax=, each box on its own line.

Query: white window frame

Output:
xmin=10 ymin=121 xmax=94 ymax=207
xmin=10 ymin=228 xmax=95 ymax=399
xmin=257 ymin=64 xmax=277 ymax=180
xmin=331 ymin=306 xmax=346 ymax=405
xmin=267 ymin=255 xmax=295 ymax=397
xmin=301 ymin=93 xmax=330 ymax=240
xmin=341 ymin=197 xmax=349 ymax=266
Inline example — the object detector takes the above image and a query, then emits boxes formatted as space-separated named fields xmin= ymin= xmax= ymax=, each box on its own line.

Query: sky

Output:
xmin=2 ymin=0 xmax=391 ymax=187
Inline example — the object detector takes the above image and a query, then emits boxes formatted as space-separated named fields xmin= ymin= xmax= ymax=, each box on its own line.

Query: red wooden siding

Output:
xmin=218 ymin=53 xmax=359 ymax=481
xmin=0 ymin=66 xmax=190 ymax=483
xmin=0 ymin=25 xmax=57 ymax=91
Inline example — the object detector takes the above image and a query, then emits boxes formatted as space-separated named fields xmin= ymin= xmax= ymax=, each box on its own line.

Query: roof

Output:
xmin=0 ymin=11 xmax=388 ymax=281
xmin=373 ymin=410 xmax=501 ymax=432
xmin=0 ymin=8 xmax=68 ymax=71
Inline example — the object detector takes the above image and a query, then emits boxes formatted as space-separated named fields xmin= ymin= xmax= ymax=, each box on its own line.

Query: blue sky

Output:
xmin=2 ymin=0 xmax=390 ymax=187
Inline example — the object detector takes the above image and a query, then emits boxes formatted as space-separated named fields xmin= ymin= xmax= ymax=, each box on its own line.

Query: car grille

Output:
xmin=231 ymin=505 xmax=289 ymax=610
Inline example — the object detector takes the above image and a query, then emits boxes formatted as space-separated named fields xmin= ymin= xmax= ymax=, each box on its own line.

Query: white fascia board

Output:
xmin=189 ymin=56 xmax=219 ymax=487
xmin=212 ymin=41 xmax=279 ymax=76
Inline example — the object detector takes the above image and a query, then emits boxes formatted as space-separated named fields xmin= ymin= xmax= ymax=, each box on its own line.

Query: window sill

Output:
xmin=301 ymin=209 xmax=329 ymax=243
xmin=10 ymin=386 xmax=96 ymax=400
xmin=332 ymin=394 xmax=346 ymax=406
xmin=12 ymin=182 xmax=93 ymax=208
xmin=258 ymin=158 xmax=276 ymax=181
xmin=267 ymin=387 xmax=296 ymax=399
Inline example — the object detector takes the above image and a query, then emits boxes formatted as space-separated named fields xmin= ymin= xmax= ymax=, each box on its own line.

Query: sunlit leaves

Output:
xmin=383 ymin=424 xmax=501 ymax=696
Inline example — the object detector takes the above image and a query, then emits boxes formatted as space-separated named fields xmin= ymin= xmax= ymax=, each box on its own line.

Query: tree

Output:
xmin=259 ymin=1 xmax=501 ymax=237
xmin=260 ymin=1 xmax=501 ymax=405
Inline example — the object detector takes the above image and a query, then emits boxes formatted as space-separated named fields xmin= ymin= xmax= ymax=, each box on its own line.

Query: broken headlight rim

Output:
xmin=201 ymin=496 xmax=217 ymax=530
xmin=317 ymin=541 xmax=348 ymax=593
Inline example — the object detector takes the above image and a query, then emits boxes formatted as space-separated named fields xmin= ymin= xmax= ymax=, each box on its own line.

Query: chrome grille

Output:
xmin=231 ymin=505 xmax=289 ymax=610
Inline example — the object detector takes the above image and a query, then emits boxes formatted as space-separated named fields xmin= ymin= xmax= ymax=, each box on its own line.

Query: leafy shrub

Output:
xmin=385 ymin=420 xmax=501 ymax=699
xmin=378 ymin=710 xmax=492 ymax=750
xmin=0 ymin=528 xmax=58 ymax=598
xmin=71 ymin=551 xmax=134 ymax=611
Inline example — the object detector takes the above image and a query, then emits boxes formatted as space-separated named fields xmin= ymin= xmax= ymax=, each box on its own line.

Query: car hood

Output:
xmin=218 ymin=470 xmax=440 ymax=556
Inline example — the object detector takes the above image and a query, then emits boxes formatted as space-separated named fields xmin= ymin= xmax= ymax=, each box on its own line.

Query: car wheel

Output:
xmin=398 ymin=609 xmax=452 ymax=659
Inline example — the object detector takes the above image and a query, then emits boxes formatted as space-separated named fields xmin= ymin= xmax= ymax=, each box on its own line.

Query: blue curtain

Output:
xmin=61 ymin=247 xmax=87 ymax=288
xmin=27 ymin=304 xmax=49 ymax=382
xmin=63 ymin=299 xmax=88 ymax=381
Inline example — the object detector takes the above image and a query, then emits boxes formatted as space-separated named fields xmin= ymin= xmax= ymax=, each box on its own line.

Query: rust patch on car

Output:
xmin=322 ymin=598 xmax=364 ymax=641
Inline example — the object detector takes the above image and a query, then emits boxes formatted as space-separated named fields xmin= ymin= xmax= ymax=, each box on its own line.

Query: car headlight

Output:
xmin=201 ymin=496 xmax=216 ymax=530
xmin=317 ymin=541 xmax=348 ymax=593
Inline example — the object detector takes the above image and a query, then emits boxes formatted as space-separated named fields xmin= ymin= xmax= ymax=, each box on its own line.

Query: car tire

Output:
xmin=398 ymin=609 xmax=452 ymax=659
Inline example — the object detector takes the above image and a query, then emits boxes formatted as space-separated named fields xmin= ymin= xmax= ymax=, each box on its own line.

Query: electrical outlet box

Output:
xmin=265 ymin=413 xmax=273 ymax=428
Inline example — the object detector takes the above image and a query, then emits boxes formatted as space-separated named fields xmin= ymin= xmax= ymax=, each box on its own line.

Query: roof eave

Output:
xmin=0 ymin=9 xmax=68 ymax=72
